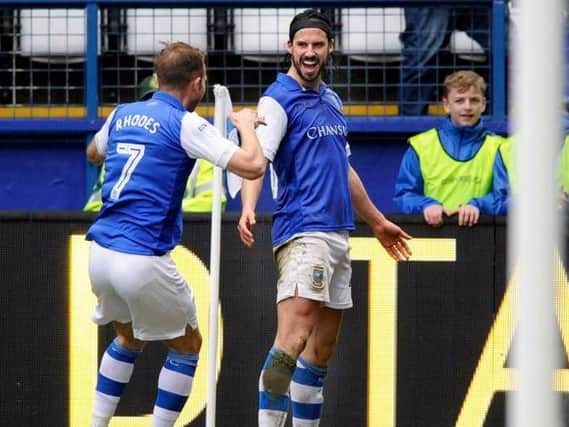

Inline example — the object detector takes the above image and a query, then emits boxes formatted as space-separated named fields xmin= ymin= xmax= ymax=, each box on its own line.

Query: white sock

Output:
xmin=91 ymin=414 xmax=111 ymax=427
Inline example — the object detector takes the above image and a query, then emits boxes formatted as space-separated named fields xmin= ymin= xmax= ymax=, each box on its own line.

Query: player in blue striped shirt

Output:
xmin=237 ymin=9 xmax=412 ymax=427
xmin=86 ymin=42 xmax=265 ymax=427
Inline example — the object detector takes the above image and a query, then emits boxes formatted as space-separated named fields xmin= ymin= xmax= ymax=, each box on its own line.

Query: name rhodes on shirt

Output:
xmin=115 ymin=114 xmax=161 ymax=134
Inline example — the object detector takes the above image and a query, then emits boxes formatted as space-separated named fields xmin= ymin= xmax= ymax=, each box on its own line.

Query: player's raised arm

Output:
xmin=226 ymin=108 xmax=266 ymax=180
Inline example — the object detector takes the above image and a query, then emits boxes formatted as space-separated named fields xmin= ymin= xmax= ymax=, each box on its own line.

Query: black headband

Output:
xmin=289 ymin=18 xmax=333 ymax=42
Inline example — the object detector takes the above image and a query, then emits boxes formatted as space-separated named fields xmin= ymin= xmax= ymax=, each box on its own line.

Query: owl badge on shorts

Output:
xmin=311 ymin=265 xmax=325 ymax=290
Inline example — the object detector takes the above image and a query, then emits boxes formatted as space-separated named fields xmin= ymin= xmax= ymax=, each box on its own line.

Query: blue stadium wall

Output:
xmin=2 ymin=213 xmax=569 ymax=426
xmin=0 ymin=133 xmax=409 ymax=213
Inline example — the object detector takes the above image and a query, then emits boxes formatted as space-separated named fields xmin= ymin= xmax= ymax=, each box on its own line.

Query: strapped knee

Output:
xmin=262 ymin=349 xmax=296 ymax=395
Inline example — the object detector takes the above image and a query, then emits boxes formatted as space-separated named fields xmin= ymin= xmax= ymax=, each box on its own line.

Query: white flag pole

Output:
xmin=508 ymin=1 xmax=563 ymax=426
xmin=206 ymin=84 xmax=231 ymax=427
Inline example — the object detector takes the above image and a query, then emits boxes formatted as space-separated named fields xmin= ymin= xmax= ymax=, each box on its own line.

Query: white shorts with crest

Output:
xmin=88 ymin=241 xmax=198 ymax=341
xmin=274 ymin=231 xmax=352 ymax=309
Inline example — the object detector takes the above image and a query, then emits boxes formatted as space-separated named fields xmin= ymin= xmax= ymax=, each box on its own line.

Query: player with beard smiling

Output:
xmin=237 ymin=9 xmax=412 ymax=427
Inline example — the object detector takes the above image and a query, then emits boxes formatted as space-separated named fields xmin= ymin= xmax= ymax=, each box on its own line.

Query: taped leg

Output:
xmin=259 ymin=347 xmax=297 ymax=427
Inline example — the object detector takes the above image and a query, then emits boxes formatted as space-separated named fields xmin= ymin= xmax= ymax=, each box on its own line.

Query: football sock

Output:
xmin=290 ymin=356 xmax=327 ymax=426
xmin=152 ymin=351 xmax=198 ymax=427
xmin=91 ymin=338 xmax=141 ymax=425
xmin=258 ymin=347 xmax=296 ymax=427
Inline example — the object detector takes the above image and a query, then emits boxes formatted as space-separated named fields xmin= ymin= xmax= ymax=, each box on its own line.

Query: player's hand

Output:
xmin=423 ymin=204 xmax=444 ymax=228
xmin=231 ymin=109 xmax=266 ymax=131
xmin=374 ymin=219 xmax=412 ymax=261
xmin=237 ymin=208 xmax=257 ymax=248
xmin=447 ymin=204 xmax=480 ymax=227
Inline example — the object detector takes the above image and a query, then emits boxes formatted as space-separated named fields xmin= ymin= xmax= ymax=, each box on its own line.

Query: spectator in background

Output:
xmin=394 ymin=70 xmax=506 ymax=227
xmin=399 ymin=7 xmax=490 ymax=115
xmin=85 ymin=73 xmax=226 ymax=213
xmin=182 ymin=154 xmax=227 ymax=211
xmin=497 ymin=120 xmax=569 ymax=216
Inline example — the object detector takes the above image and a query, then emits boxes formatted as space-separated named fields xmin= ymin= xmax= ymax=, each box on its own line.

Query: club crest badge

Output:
xmin=312 ymin=265 xmax=325 ymax=290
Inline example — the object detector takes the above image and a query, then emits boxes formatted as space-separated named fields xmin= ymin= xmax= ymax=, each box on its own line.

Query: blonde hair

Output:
xmin=442 ymin=70 xmax=487 ymax=98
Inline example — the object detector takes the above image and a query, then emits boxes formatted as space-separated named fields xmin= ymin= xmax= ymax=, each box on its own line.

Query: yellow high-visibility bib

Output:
xmin=410 ymin=128 xmax=503 ymax=210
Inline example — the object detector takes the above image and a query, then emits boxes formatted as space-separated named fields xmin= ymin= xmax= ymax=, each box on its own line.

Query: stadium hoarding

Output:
xmin=1 ymin=213 xmax=568 ymax=426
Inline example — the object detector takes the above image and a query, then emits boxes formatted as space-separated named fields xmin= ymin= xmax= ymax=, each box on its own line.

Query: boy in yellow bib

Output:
xmin=394 ymin=70 xmax=506 ymax=227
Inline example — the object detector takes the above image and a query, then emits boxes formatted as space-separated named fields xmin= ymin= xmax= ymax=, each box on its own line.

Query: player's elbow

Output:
xmin=86 ymin=151 xmax=103 ymax=165
xmin=241 ymin=159 xmax=266 ymax=180
xmin=86 ymin=141 xmax=104 ymax=165
xmin=228 ymin=150 xmax=266 ymax=179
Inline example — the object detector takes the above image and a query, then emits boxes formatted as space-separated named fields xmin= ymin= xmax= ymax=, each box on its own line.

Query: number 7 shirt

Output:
xmin=86 ymin=91 xmax=237 ymax=255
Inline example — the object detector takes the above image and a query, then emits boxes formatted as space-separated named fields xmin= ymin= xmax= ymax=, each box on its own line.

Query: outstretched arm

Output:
xmin=237 ymin=174 xmax=266 ymax=248
xmin=237 ymin=95 xmax=286 ymax=248
xmin=349 ymin=166 xmax=412 ymax=261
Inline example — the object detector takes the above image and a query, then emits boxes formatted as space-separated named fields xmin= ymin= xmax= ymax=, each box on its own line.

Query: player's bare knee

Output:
xmin=262 ymin=349 xmax=296 ymax=395
xmin=182 ymin=324 xmax=202 ymax=351
xmin=168 ymin=326 xmax=202 ymax=354
xmin=189 ymin=328 xmax=202 ymax=353
xmin=116 ymin=335 xmax=146 ymax=351
xmin=113 ymin=322 xmax=146 ymax=350
xmin=278 ymin=326 xmax=311 ymax=356
xmin=183 ymin=333 xmax=202 ymax=354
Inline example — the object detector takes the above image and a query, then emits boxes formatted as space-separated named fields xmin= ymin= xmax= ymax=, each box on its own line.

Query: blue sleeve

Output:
xmin=491 ymin=150 xmax=510 ymax=215
xmin=468 ymin=151 xmax=510 ymax=215
xmin=393 ymin=146 xmax=442 ymax=213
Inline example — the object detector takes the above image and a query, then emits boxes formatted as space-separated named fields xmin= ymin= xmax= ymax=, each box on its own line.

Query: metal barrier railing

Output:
xmin=0 ymin=0 xmax=505 ymax=133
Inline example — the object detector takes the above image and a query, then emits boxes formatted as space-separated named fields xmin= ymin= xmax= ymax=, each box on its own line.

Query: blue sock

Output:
xmin=290 ymin=356 xmax=327 ymax=426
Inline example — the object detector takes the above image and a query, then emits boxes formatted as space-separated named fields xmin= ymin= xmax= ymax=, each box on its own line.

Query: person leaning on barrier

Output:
xmin=84 ymin=73 xmax=225 ymax=213
xmin=84 ymin=41 xmax=265 ymax=427
xmin=394 ymin=70 xmax=506 ymax=227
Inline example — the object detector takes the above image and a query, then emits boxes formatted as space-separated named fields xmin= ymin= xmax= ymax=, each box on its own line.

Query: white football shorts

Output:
xmin=274 ymin=231 xmax=353 ymax=309
xmin=88 ymin=241 xmax=198 ymax=341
